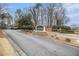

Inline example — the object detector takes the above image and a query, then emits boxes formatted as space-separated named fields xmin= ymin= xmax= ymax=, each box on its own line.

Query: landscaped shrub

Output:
xmin=52 ymin=25 xmax=74 ymax=33
xmin=17 ymin=25 xmax=35 ymax=30
xmin=52 ymin=25 xmax=71 ymax=30
xmin=0 ymin=24 xmax=7 ymax=29
xmin=16 ymin=14 xmax=35 ymax=30
xmin=61 ymin=30 xmax=74 ymax=34
xmin=65 ymin=38 xmax=71 ymax=42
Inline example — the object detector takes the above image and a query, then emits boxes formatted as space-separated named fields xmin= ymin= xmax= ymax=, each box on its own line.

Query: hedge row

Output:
xmin=52 ymin=25 xmax=74 ymax=33
xmin=52 ymin=25 xmax=71 ymax=30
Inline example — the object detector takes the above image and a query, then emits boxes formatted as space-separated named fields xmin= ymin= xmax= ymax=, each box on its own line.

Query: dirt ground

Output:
xmin=0 ymin=30 xmax=16 ymax=56
xmin=47 ymin=32 xmax=79 ymax=47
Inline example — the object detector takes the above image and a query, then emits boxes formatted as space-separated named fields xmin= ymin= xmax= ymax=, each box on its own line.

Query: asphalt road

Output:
xmin=4 ymin=30 xmax=79 ymax=56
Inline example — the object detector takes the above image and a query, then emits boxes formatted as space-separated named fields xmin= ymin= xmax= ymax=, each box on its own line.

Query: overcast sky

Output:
xmin=6 ymin=3 xmax=79 ymax=26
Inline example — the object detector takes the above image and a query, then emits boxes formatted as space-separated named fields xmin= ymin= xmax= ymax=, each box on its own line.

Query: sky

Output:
xmin=64 ymin=3 xmax=79 ymax=26
xmin=5 ymin=3 xmax=79 ymax=26
xmin=6 ymin=3 xmax=35 ymax=16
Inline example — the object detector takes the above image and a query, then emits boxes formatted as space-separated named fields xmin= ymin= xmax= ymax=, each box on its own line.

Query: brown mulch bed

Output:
xmin=47 ymin=34 xmax=79 ymax=48
xmin=0 ymin=30 xmax=4 ymax=38
xmin=0 ymin=30 xmax=16 ymax=56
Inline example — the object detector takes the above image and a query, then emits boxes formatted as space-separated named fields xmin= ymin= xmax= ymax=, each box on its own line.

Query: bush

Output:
xmin=65 ymin=38 xmax=71 ymax=42
xmin=16 ymin=14 xmax=35 ymax=30
xmin=0 ymin=24 xmax=7 ymax=29
xmin=52 ymin=25 xmax=74 ymax=33
xmin=52 ymin=25 xmax=71 ymax=30
xmin=61 ymin=30 xmax=74 ymax=34
xmin=17 ymin=25 xmax=35 ymax=30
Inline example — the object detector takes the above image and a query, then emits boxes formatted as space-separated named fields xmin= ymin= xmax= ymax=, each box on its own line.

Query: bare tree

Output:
xmin=0 ymin=4 xmax=6 ymax=28
xmin=29 ymin=3 xmax=69 ymax=27
xmin=47 ymin=3 xmax=57 ymax=27
xmin=15 ymin=9 xmax=23 ymax=26
xmin=54 ymin=5 xmax=69 ymax=26
xmin=30 ymin=3 xmax=42 ymax=26
xmin=15 ymin=9 xmax=23 ymax=19
xmin=46 ymin=3 xmax=69 ymax=27
xmin=30 ymin=7 xmax=37 ymax=26
xmin=6 ymin=13 xmax=12 ymax=27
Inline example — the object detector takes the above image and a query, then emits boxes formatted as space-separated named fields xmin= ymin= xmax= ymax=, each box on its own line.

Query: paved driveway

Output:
xmin=4 ymin=30 xmax=79 ymax=56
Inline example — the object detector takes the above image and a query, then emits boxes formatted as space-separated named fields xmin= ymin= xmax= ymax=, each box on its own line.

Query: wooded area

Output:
xmin=0 ymin=3 xmax=69 ymax=30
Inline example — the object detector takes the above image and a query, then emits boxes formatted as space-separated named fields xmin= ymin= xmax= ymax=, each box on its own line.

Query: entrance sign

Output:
xmin=35 ymin=25 xmax=46 ymax=32
xmin=37 ymin=26 xmax=43 ymax=31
